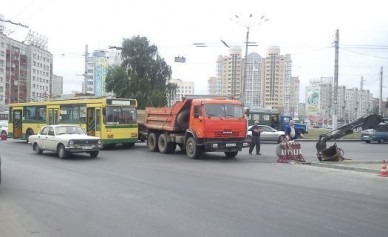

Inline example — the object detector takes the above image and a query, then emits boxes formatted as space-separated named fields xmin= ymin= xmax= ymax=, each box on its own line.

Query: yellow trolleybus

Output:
xmin=8 ymin=97 xmax=138 ymax=147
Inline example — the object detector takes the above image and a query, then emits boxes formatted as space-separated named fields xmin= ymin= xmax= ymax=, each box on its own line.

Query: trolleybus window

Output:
xmin=105 ymin=107 xmax=135 ymax=125
xmin=60 ymin=105 xmax=86 ymax=123
xmin=24 ymin=106 xmax=46 ymax=122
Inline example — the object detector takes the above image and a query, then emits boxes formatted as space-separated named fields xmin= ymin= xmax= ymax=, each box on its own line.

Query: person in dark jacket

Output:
xmin=285 ymin=120 xmax=303 ymax=141
xmin=248 ymin=120 xmax=262 ymax=155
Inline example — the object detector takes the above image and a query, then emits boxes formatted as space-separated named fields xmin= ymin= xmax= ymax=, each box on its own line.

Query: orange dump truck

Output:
xmin=144 ymin=96 xmax=250 ymax=159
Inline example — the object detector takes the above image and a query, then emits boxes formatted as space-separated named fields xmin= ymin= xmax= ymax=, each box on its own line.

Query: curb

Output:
xmin=309 ymin=161 xmax=381 ymax=174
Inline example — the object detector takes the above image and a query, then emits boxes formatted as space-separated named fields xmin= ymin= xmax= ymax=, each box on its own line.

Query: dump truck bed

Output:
xmin=144 ymin=100 xmax=190 ymax=132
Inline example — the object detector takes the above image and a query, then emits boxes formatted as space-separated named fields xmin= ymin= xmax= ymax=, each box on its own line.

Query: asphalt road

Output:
xmin=1 ymin=140 xmax=387 ymax=237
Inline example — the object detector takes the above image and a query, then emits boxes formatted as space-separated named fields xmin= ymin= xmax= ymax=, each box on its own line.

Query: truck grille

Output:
xmin=214 ymin=131 xmax=239 ymax=138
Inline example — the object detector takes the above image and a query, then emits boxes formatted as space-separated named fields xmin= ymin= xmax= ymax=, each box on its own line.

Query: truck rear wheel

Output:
xmin=225 ymin=151 xmax=238 ymax=158
xmin=148 ymin=132 xmax=159 ymax=152
xmin=186 ymin=137 xmax=200 ymax=159
xmin=158 ymin=134 xmax=169 ymax=154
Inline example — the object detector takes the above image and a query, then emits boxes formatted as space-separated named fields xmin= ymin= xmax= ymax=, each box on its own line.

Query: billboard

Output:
xmin=95 ymin=58 xmax=108 ymax=96
xmin=306 ymin=87 xmax=320 ymax=115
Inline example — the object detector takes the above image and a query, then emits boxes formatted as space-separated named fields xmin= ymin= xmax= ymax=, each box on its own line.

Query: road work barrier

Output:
xmin=378 ymin=160 xmax=388 ymax=177
xmin=276 ymin=141 xmax=305 ymax=163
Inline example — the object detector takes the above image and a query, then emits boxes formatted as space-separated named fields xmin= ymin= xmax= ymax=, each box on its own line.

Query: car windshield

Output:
xmin=204 ymin=104 xmax=243 ymax=118
xmin=56 ymin=126 xmax=86 ymax=135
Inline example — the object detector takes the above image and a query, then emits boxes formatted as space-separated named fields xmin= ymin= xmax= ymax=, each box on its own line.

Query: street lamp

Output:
xmin=234 ymin=14 xmax=268 ymax=105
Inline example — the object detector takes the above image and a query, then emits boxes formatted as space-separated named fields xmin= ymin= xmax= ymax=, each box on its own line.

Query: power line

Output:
xmin=339 ymin=47 xmax=388 ymax=60
xmin=341 ymin=44 xmax=388 ymax=49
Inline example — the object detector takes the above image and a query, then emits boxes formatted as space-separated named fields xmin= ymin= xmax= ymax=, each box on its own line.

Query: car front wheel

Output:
xmin=58 ymin=144 xmax=68 ymax=159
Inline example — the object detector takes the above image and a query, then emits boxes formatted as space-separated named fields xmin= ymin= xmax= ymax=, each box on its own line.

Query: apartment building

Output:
xmin=84 ymin=49 xmax=122 ymax=96
xmin=0 ymin=32 xmax=53 ymax=105
xmin=51 ymin=74 xmax=63 ymax=98
xmin=210 ymin=46 xmax=295 ymax=112
xmin=208 ymin=76 xmax=217 ymax=95
xmin=261 ymin=46 xmax=291 ymax=114
xmin=244 ymin=52 xmax=263 ymax=109
xmin=220 ymin=47 xmax=243 ymax=99
xmin=168 ymin=78 xmax=194 ymax=105
xmin=290 ymin=76 xmax=300 ymax=117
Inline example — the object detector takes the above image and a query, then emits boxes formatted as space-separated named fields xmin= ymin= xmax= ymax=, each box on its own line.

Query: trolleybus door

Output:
xmin=48 ymin=108 xmax=59 ymax=125
xmin=87 ymin=107 xmax=100 ymax=137
xmin=12 ymin=110 xmax=23 ymax=139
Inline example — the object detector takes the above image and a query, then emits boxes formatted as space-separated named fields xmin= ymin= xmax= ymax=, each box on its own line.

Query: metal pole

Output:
xmin=380 ymin=67 xmax=383 ymax=116
xmin=241 ymin=26 xmax=249 ymax=105
xmin=332 ymin=29 xmax=339 ymax=129
xmin=84 ymin=44 xmax=88 ymax=94
xmin=359 ymin=76 xmax=363 ymax=117
xmin=8 ymin=47 xmax=12 ymax=104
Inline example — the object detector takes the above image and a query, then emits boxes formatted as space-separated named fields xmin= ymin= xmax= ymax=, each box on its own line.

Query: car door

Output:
xmin=36 ymin=126 xmax=49 ymax=149
xmin=260 ymin=126 xmax=275 ymax=141
xmin=44 ymin=127 xmax=57 ymax=151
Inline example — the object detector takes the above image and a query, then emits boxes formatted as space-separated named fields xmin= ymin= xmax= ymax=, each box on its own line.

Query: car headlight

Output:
xmin=69 ymin=140 xmax=74 ymax=145
xmin=98 ymin=140 xmax=102 ymax=145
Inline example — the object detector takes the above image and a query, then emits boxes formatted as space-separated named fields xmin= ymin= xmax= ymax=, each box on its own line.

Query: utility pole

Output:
xmin=241 ymin=26 xmax=250 ymax=105
xmin=234 ymin=14 xmax=268 ymax=106
xmin=379 ymin=67 xmax=383 ymax=116
xmin=359 ymin=76 xmax=363 ymax=117
xmin=84 ymin=45 xmax=89 ymax=94
xmin=332 ymin=29 xmax=339 ymax=130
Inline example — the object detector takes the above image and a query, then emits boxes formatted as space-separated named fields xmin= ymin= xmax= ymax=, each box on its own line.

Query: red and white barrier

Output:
xmin=276 ymin=141 xmax=305 ymax=163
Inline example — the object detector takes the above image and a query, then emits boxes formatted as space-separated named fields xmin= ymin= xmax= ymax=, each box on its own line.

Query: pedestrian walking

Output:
xmin=249 ymin=120 xmax=262 ymax=155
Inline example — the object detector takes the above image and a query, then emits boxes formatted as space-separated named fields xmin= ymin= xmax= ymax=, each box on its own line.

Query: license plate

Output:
xmin=226 ymin=143 xmax=236 ymax=147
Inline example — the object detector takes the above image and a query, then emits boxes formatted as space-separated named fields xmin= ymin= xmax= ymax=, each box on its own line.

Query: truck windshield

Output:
xmin=204 ymin=104 xmax=243 ymax=118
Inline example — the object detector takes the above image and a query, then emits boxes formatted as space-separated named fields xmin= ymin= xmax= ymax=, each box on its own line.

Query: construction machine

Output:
xmin=316 ymin=115 xmax=384 ymax=161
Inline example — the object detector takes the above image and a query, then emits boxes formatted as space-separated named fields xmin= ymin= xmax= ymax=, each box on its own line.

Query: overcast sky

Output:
xmin=2 ymin=0 xmax=388 ymax=101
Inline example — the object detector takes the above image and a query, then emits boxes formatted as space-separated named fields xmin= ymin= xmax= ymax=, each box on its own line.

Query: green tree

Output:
xmin=105 ymin=36 xmax=172 ymax=109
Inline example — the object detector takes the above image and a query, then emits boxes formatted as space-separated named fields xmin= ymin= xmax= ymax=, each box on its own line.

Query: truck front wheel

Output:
xmin=186 ymin=137 xmax=200 ymax=159
xmin=148 ymin=132 xmax=159 ymax=152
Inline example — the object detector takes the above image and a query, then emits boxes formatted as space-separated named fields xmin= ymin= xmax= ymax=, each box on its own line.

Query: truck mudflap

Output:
xmin=203 ymin=140 xmax=250 ymax=152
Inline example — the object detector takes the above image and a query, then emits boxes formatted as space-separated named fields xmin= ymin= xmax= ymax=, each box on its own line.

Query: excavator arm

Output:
xmin=316 ymin=115 xmax=384 ymax=161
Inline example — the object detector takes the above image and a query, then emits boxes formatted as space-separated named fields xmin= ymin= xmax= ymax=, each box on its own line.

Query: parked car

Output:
xmin=29 ymin=125 xmax=103 ymax=159
xmin=247 ymin=125 xmax=286 ymax=143
xmin=0 ymin=120 xmax=8 ymax=139
xmin=360 ymin=124 xmax=388 ymax=144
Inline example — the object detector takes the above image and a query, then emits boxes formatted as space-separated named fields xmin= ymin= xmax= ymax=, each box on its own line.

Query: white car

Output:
xmin=0 ymin=121 xmax=8 ymax=138
xmin=247 ymin=125 xmax=286 ymax=143
xmin=29 ymin=125 xmax=103 ymax=159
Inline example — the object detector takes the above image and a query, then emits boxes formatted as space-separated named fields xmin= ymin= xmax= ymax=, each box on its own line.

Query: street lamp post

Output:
xmin=234 ymin=14 xmax=268 ymax=106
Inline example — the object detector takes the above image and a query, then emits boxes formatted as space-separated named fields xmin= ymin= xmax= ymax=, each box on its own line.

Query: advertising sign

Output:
xmin=306 ymin=87 xmax=320 ymax=115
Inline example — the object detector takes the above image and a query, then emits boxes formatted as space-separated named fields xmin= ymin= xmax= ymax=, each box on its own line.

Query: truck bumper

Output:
xmin=203 ymin=140 xmax=250 ymax=152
